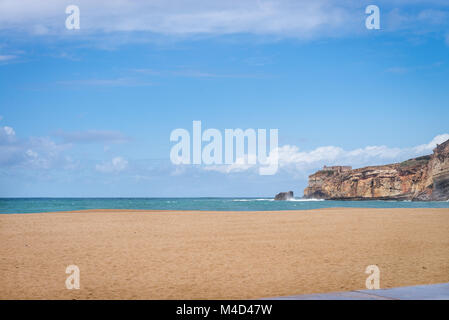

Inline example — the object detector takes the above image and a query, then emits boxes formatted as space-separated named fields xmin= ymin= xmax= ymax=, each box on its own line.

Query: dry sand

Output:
xmin=0 ymin=208 xmax=448 ymax=299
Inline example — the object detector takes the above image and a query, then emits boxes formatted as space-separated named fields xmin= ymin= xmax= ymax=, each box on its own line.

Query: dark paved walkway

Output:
xmin=264 ymin=283 xmax=449 ymax=300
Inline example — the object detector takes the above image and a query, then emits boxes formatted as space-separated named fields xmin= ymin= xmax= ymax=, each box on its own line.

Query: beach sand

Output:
xmin=0 ymin=208 xmax=448 ymax=299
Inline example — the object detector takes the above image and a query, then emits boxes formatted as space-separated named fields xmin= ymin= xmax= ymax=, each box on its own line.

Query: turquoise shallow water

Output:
xmin=1 ymin=198 xmax=449 ymax=213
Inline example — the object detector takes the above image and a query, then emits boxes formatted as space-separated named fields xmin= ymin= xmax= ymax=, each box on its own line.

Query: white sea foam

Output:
xmin=287 ymin=198 xmax=325 ymax=202
xmin=232 ymin=198 xmax=325 ymax=202
xmin=232 ymin=199 xmax=274 ymax=202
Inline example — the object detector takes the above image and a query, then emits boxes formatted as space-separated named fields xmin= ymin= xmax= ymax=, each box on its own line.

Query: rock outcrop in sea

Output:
xmin=304 ymin=139 xmax=449 ymax=201
xmin=274 ymin=191 xmax=294 ymax=201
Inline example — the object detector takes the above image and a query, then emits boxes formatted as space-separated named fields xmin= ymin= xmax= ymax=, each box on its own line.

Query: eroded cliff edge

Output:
xmin=304 ymin=139 xmax=449 ymax=201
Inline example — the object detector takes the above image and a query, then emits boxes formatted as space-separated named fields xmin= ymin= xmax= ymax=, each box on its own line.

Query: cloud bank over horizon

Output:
xmin=1 ymin=120 xmax=448 ymax=196
xmin=1 ymin=122 xmax=447 ymax=175
xmin=202 ymin=133 xmax=449 ymax=176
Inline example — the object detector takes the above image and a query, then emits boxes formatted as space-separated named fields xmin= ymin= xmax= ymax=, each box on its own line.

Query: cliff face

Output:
xmin=304 ymin=139 xmax=449 ymax=201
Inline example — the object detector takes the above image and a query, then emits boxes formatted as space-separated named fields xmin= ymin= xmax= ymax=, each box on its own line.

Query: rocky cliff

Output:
xmin=304 ymin=139 xmax=449 ymax=201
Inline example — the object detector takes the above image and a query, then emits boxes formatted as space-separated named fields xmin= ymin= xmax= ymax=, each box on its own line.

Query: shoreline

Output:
xmin=2 ymin=197 xmax=449 ymax=215
xmin=1 ymin=208 xmax=448 ymax=299
xmin=2 ymin=205 xmax=449 ymax=215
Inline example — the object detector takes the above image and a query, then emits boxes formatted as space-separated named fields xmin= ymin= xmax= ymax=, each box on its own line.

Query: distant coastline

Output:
xmin=304 ymin=139 xmax=449 ymax=201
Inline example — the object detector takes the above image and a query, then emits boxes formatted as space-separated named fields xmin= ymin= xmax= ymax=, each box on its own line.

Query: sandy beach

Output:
xmin=1 ymin=208 xmax=448 ymax=299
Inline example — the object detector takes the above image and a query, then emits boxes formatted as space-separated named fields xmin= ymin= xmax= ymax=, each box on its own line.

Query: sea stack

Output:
xmin=274 ymin=191 xmax=294 ymax=201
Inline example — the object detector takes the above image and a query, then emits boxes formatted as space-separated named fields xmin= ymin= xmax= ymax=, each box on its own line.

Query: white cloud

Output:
xmin=23 ymin=137 xmax=71 ymax=169
xmin=0 ymin=125 xmax=74 ymax=168
xmin=2 ymin=126 xmax=16 ymax=137
xmin=0 ymin=0 xmax=447 ymax=46
xmin=413 ymin=133 xmax=449 ymax=153
xmin=0 ymin=125 xmax=131 ymax=172
xmin=57 ymin=78 xmax=153 ymax=87
xmin=0 ymin=55 xmax=16 ymax=61
xmin=417 ymin=9 xmax=449 ymax=25
xmin=133 ymin=68 xmax=262 ymax=79
xmin=0 ymin=0 xmax=358 ymax=38
xmin=96 ymin=157 xmax=128 ymax=173
xmin=53 ymin=129 xmax=130 ymax=144
xmin=203 ymin=155 xmax=258 ymax=174
xmin=3 ymin=126 xmax=15 ymax=136
xmin=386 ymin=67 xmax=409 ymax=74
xmin=0 ymin=126 xmax=16 ymax=144
xmin=25 ymin=149 xmax=37 ymax=158
xmin=203 ymin=134 xmax=449 ymax=175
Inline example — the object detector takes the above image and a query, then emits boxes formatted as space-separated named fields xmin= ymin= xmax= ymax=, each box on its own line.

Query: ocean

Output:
xmin=1 ymin=198 xmax=449 ymax=214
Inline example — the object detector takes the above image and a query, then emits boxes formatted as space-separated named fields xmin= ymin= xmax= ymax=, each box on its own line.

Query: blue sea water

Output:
xmin=0 ymin=198 xmax=449 ymax=214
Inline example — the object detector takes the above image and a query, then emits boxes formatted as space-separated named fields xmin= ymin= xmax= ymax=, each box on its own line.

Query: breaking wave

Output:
xmin=287 ymin=198 xmax=325 ymax=202
xmin=232 ymin=199 xmax=274 ymax=202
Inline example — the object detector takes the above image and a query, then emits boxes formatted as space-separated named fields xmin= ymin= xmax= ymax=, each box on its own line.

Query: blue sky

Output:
xmin=0 ymin=0 xmax=448 ymax=197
